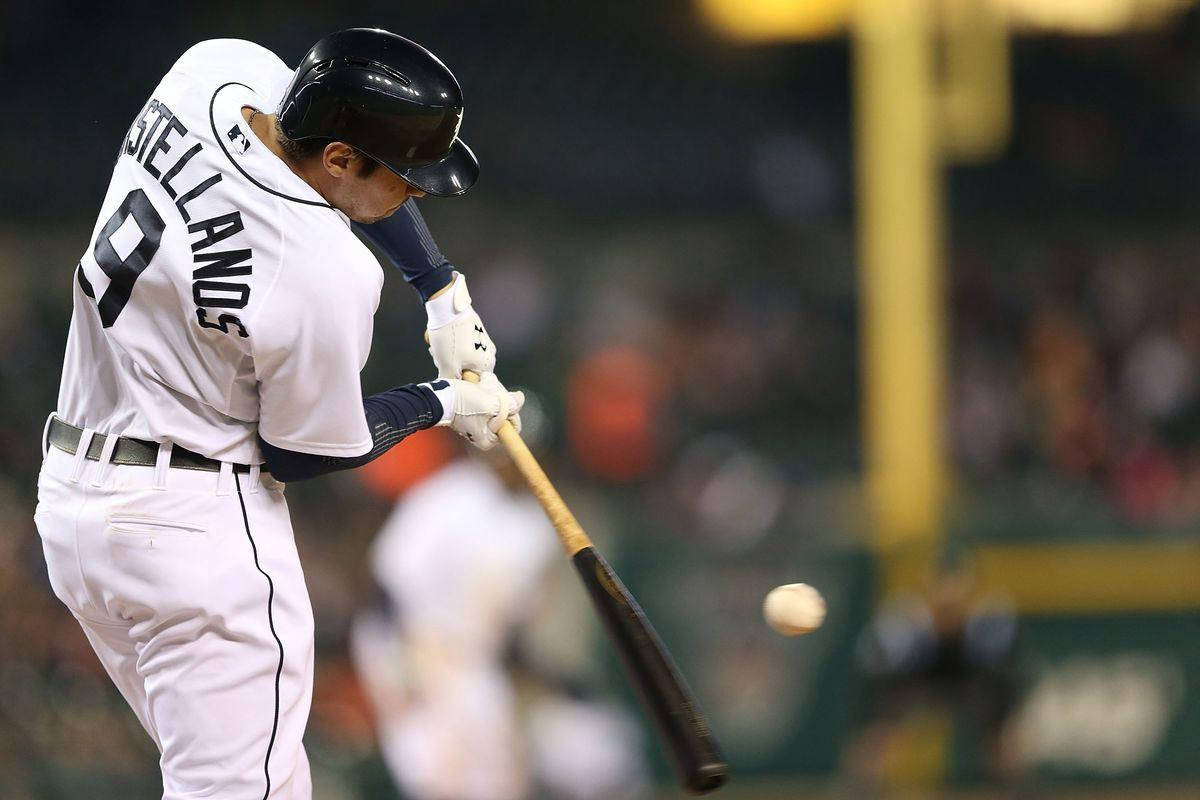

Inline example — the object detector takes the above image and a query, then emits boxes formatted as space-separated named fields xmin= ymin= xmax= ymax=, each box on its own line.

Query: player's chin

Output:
xmin=350 ymin=209 xmax=392 ymax=225
xmin=359 ymin=204 xmax=406 ymax=225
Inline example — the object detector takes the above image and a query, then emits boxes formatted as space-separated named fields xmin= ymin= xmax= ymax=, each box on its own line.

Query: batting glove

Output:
xmin=439 ymin=372 xmax=524 ymax=450
xmin=425 ymin=273 xmax=497 ymax=379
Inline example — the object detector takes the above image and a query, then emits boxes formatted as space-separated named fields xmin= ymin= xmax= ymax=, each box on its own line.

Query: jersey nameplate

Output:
xmin=114 ymin=97 xmax=253 ymax=338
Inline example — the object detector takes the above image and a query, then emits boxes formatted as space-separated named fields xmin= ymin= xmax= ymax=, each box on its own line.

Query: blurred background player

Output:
xmin=845 ymin=558 xmax=1022 ymax=794
xmin=350 ymin=396 xmax=649 ymax=800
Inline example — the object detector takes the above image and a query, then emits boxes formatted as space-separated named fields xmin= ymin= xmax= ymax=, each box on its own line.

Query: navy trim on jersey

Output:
xmin=76 ymin=263 xmax=96 ymax=298
xmin=234 ymin=474 xmax=285 ymax=800
xmin=209 ymin=81 xmax=335 ymax=210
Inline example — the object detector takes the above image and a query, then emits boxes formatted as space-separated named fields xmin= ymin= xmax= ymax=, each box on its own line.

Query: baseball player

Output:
xmin=33 ymin=28 xmax=520 ymax=799
xmin=350 ymin=423 xmax=649 ymax=800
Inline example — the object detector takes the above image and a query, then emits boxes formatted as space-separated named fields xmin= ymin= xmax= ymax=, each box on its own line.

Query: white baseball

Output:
xmin=763 ymin=583 xmax=826 ymax=636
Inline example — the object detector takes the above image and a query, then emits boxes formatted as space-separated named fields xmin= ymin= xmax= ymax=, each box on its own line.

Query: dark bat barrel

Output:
xmin=571 ymin=546 xmax=729 ymax=794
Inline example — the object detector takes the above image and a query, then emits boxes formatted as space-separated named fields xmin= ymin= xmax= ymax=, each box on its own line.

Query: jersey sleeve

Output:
xmin=170 ymin=39 xmax=293 ymax=103
xmin=251 ymin=257 xmax=379 ymax=457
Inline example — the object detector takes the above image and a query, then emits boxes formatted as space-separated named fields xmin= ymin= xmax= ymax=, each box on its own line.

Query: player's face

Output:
xmin=334 ymin=160 xmax=427 ymax=223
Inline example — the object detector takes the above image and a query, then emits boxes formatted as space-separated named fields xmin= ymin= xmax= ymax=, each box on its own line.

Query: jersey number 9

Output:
xmin=78 ymin=188 xmax=165 ymax=328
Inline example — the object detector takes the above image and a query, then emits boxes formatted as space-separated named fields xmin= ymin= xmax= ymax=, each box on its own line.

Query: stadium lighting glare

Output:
xmin=995 ymin=0 xmax=1195 ymax=33
xmin=695 ymin=0 xmax=851 ymax=41
xmin=696 ymin=0 xmax=1196 ymax=40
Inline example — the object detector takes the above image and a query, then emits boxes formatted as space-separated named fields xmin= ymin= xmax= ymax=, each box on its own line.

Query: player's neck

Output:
xmin=241 ymin=107 xmax=332 ymax=202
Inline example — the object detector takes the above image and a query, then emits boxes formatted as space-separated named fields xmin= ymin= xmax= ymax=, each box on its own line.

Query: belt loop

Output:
xmin=216 ymin=461 xmax=234 ymax=496
xmin=248 ymin=463 xmax=261 ymax=494
xmin=69 ymin=428 xmax=95 ymax=484
xmin=154 ymin=442 xmax=173 ymax=491
xmin=41 ymin=412 xmax=56 ymax=459
xmin=90 ymin=432 xmax=119 ymax=488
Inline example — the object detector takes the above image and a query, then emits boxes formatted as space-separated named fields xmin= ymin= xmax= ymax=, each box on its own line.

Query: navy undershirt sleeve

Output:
xmin=353 ymin=200 xmax=455 ymax=302
xmin=261 ymin=383 xmax=444 ymax=482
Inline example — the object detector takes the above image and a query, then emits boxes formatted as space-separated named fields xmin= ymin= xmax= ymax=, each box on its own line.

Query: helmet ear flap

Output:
xmin=276 ymin=83 xmax=321 ymax=141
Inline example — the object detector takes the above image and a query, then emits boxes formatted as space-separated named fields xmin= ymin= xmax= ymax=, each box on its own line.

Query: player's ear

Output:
xmin=321 ymin=142 xmax=358 ymax=177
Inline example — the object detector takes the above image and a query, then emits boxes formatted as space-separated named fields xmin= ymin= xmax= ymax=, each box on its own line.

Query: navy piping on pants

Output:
xmin=235 ymin=474 xmax=284 ymax=800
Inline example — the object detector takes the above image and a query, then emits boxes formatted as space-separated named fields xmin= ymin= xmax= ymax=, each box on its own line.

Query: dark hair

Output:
xmin=356 ymin=152 xmax=380 ymax=177
xmin=274 ymin=116 xmax=379 ymax=176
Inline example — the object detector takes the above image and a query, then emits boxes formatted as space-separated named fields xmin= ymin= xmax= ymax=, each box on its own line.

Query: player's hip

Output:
xmin=38 ymin=414 xmax=279 ymax=493
xmin=35 ymin=431 xmax=306 ymax=633
xmin=36 ymin=435 xmax=290 ymax=568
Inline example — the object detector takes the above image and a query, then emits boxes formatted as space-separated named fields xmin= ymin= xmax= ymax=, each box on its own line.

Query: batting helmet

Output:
xmin=277 ymin=28 xmax=479 ymax=197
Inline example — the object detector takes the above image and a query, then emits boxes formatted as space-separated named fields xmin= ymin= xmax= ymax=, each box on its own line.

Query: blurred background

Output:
xmin=4 ymin=0 xmax=1200 ymax=797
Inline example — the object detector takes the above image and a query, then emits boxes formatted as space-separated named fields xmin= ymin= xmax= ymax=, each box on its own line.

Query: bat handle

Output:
xmin=461 ymin=370 xmax=593 ymax=556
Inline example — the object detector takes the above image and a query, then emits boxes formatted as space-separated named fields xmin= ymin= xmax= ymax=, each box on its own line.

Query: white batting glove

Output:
xmin=438 ymin=372 xmax=524 ymax=450
xmin=425 ymin=273 xmax=497 ymax=379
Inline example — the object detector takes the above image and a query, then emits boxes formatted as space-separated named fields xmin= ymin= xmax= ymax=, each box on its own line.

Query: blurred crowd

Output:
xmin=952 ymin=231 xmax=1200 ymax=533
xmin=4 ymin=202 xmax=1199 ymax=795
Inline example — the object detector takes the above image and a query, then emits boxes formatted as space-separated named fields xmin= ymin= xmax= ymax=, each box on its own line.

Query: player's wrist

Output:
xmin=423 ymin=379 xmax=456 ymax=426
xmin=411 ymin=263 xmax=455 ymax=303
xmin=424 ymin=271 xmax=470 ymax=329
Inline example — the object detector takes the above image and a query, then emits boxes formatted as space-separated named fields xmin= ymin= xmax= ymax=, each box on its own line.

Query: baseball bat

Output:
xmin=463 ymin=370 xmax=729 ymax=794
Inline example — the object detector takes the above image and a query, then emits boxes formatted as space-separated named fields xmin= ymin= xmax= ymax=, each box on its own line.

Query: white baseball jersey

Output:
xmin=370 ymin=458 xmax=557 ymax=655
xmin=59 ymin=39 xmax=383 ymax=463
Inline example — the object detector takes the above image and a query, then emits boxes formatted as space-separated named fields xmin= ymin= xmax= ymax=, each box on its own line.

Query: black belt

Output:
xmin=48 ymin=417 xmax=252 ymax=474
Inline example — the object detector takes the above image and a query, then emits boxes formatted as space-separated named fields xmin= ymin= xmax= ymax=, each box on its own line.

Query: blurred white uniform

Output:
xmin=352 ymin=458 xmax=647 ymax=800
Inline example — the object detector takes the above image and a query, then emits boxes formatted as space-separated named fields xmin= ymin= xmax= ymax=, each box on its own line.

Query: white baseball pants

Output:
xmin=34 ymin=431 xmax=314 ymax=800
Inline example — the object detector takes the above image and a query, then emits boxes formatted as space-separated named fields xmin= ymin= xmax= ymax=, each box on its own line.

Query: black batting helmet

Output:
xmin=277 ymin=28 xmax=479 ymax=197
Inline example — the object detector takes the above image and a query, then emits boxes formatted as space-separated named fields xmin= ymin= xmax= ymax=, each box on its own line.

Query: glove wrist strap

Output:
xmin=423 ymin=380 xmax=456 ymax=426
xmin=424 ymin=271 xmax=470 ymax=328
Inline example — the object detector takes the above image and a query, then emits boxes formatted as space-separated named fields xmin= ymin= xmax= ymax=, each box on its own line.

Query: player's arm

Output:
xmin=260 ymin=377 xmax=524 ymax=483
xmin=260 ymin=382 xmax=444 ymax=482
xmin=255 ymin=223 xmax=516 ymax=482
xmin=353 ymin=201 xmax=455 ymax=301
xmin=353 ymin=201 xmax=497 ymax=378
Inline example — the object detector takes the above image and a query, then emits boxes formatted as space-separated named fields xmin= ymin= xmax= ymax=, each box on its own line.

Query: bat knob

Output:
xmin=686 ymin=762 xmax=729 ymax=794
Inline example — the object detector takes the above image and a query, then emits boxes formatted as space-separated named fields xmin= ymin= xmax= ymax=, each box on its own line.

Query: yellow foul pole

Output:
xmin=853 ymin=0 xmax=946 ymax=593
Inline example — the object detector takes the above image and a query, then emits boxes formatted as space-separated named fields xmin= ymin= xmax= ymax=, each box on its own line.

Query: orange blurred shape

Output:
xmin=567 ymin=347 xmax=666 ymax=482
xmin=311 ymin=655 xmax=377 ymax=749
xmin=357 ymin=426 xmax=457 ymax=501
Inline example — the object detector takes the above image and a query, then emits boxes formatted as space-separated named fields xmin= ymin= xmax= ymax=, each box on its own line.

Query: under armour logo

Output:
xmin=227 ymin=125 xmax=251 ymax=154
xmin=474 ymin=324 xmax=487 ymax=351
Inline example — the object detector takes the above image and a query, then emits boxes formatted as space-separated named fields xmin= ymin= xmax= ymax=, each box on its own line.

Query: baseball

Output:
xmin=763 ymin=583 xmax=826 ymax=636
